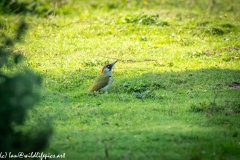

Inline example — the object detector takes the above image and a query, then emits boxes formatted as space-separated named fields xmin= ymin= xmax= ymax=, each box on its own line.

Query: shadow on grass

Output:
xmin=40 ymin=67 xmax=240 ymax=160
xmin=45 ymin=67 xmax=240 ymax=93
xmin=115 ymin=67 xmax=240 ymax=91
xmin=42 ymin=67 xmax=240 ymax=116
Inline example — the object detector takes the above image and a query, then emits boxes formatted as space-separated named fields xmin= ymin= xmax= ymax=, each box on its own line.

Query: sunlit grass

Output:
xmin=1 ymin=0 xmax=240 ymax=159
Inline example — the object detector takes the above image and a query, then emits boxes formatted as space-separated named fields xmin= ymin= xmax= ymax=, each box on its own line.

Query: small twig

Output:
xmin=97 ymin=55 xmax=162 ymax=65
xmin=140 ymin=96 xmax=144 ymax=102
xmin=104 ymin=143 xmax=109 ymax=158
xmin=97 ymin=139 xmax=109 ymax=158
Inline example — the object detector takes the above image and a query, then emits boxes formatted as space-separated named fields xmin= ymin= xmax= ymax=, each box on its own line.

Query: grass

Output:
xmin=1 ymin=0 xmax=240 ymax=159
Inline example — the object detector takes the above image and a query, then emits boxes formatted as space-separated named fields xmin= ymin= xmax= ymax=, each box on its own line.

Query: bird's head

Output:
xmin=102 ymin=60 xmax=118 ymax=73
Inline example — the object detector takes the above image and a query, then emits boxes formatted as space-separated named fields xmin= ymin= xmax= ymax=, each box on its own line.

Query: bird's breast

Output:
xmin=99 ymin=76 xmax=114 ymax=92
xmin=108 ymin=76 xmax=114 ymax=85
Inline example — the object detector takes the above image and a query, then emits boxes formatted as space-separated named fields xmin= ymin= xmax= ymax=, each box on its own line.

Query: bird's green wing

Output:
xmin=88 ymin=74 xmax=110 ymax=92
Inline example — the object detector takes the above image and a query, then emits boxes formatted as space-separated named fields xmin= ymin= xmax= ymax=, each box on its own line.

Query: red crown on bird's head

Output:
xmin=102 ymin=64 xmax=108 ymax=73
xmin=101 ymin=60 xmax=118 ymax=73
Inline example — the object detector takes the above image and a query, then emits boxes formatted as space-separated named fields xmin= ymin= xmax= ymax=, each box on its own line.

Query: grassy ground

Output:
xmin=1 ymin=0 xmax=240 ymax=159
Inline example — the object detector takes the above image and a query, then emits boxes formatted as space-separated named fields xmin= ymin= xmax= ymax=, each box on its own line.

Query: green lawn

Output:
xmin=1 ymin=0 xmax=240 ymax=159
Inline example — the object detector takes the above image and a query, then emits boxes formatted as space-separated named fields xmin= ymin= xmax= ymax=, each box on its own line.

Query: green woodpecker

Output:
xmin=88 ymin=60 xmax=118 ymax=93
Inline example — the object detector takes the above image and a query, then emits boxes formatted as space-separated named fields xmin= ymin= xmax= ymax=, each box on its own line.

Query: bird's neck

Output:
xmin=102 ymin=71 xmax=112 ymax=76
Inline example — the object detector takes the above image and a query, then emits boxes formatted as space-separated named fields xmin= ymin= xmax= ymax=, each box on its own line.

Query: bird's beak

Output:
xmin=111 ymin=60 xmax=118 ymax=66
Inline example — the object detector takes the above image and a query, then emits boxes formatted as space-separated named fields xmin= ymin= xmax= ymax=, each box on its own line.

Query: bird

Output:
xmin=88 ymin=60 xmax=118 ymax=93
